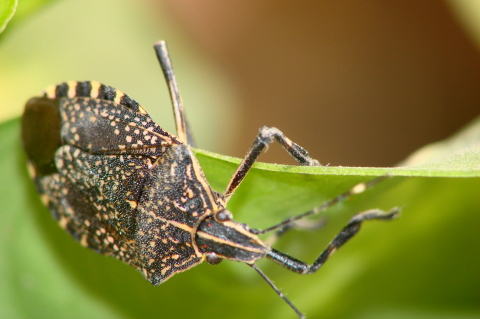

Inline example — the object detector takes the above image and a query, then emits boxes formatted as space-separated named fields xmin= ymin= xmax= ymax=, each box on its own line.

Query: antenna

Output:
xmin=153 ymin=40 xmax=194 ymax=145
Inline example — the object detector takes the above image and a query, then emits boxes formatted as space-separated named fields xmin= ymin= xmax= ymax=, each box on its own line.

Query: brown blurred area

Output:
xmin=154 ymin=0 xmax=480 ymax=167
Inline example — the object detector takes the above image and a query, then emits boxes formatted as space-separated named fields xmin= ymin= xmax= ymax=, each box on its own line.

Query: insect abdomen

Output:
xmin=22 ymin=96 xmax=62 ymax=178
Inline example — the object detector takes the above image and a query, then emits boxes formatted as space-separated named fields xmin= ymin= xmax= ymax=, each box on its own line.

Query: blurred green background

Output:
xmin=1 ymin=1 xmax=480 ymax=318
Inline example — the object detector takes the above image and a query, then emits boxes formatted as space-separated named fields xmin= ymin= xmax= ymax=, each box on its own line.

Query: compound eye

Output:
xmin=215 ymin=209 xmax=232 ymax=222
xmin=206 ymin=253 xmax=223 ymax=265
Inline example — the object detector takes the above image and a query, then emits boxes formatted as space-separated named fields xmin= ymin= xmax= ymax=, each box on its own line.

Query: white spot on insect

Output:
xmin=89 ymin=116 xmax=97 ymax=123
xmin=56 ymin=158 xmax=64 ymax=168
xmin=134 ymin=129 xmax=140 ymax=135
xmin=151 ymin=136 xmax=157 ymax=144
xmin=126 ymin=135 xmax=132 ymax=143
xmin=114 ymin=129 xmax=120 ymax=135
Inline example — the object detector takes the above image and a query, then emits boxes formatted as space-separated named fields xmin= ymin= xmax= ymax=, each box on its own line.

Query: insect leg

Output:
xmin=250 ymin=263 xmax=305 ymax=319
xmin=266 ymin=207 xmax=399 ymax=274
xmin=153 ymin=41 xmax=196 ymax=146
xmin=224 ymin=126 xmax=319 ymax=200
xmin=252 ymin=174 xmax=390 ymax=235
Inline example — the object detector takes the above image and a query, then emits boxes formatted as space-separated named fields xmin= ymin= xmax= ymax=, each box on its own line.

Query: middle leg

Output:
xmin=265 ymin=207 xmax=399 ymax=274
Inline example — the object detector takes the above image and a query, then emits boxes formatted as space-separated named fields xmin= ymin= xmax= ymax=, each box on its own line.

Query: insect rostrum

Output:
xmin=21 ymin=40 xmax=397 ymax=319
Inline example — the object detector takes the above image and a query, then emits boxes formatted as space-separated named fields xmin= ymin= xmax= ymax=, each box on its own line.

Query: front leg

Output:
xmin=224 ymin=126 xmax=319 ymax=200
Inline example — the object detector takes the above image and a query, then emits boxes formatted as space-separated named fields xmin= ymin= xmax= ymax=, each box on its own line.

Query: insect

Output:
xmin=21 ymin=40 xmax=398 ymax=318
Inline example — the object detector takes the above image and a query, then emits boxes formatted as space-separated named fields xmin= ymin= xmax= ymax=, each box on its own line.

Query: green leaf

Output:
xmin=0 ymin=0 xmax=59 ymax=36
xmin=2 ymin=116 xmax=480 ymax=319
xmin=0 ymin=0 xmax=17 ymax=34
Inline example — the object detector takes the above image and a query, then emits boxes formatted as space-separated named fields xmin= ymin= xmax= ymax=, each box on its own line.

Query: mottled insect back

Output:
xmin=22 ymin=41 xmax=397 ymax=318
xmin=22 ymin=79 xmax=225 ymax=285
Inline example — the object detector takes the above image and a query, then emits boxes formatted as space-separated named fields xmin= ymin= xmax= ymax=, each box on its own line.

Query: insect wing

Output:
xmin=60 ymin=97 xmax=179 ymax=157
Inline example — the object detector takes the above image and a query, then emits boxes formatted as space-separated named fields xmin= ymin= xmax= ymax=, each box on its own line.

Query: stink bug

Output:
xmin=21 ymin=40 xmax=398 ymax=318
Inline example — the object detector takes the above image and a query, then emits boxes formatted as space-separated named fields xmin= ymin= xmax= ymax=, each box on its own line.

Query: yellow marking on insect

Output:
xmin=80 ymin=234 xmax=88 ymax=247
xmin=173 ymin=202 xmax=188 ymax=212
xmin=328 ymin=247 xmax=337 ymax=256
xmin=127 ymin=200 xmax=137 ymax=209
xmin=175 ymin=255 xmax=195 ymax=267
xmin=73 ymin=148 xmax=81 ymax=158
xmin=67 ymin=81 xmax=77 ymax=98
xmin=187 ymin=147 xmax=218 ymax=211
xmin=114 ymin=91 xmax=125 ymax=104
xmin=196 ymin=231 xmax=267 ymax=255
xmin=26 ymin=162 xmax=36 ymax=178
xmin=223 ymin=220 xmax=269 ymax=248
xmin=161 ymin=265 xmax=172 ymax=276
xmin=40 ymin=193 xmax=50 ymax=206
xmin=138 ymin=106 xmax=147 ymax=114
xmin=58 ymin=216 xmax=68 ymax=229
xmin=90 ymin=81 xmax=101 ymax=98
xmin=43 ymin=85 xmax=57 ymax=98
